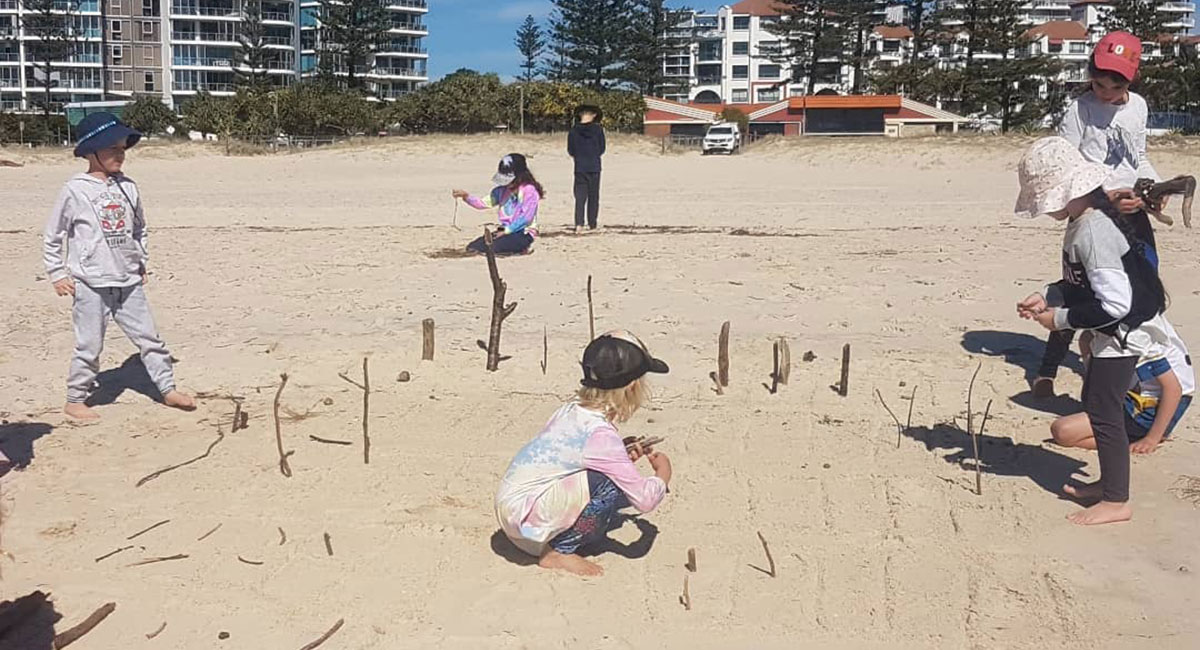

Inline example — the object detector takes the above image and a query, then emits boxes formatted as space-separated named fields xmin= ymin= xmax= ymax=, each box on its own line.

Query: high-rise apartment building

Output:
xmin=0 ymin=0 xmax=429 ymax=113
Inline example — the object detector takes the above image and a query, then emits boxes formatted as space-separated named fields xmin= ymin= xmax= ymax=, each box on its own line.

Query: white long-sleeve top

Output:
xmin=1058 ymin=91 xmax=1160 ymax=191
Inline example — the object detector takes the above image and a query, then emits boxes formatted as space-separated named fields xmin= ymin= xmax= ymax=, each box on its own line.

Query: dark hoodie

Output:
xmin=568 ymin=122 xmax=606 ymax=173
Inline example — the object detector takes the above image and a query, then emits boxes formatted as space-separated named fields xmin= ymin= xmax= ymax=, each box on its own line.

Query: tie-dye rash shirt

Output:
xmin=465 ymin=184 xmax=540 ymax=237
xmin=495 ymin=402 xmax=667 ymax=557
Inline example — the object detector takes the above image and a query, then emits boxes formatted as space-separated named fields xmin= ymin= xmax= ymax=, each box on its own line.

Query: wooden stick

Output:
xmin=129 ymin=554 xmax=189 ymax=567
xmin=686 ymin=548 xmax=697 ymax=573
xmin=362 ymin=359 xmax=371 ymax=464
xmin=231 ymin=399 xmax=244 ymax=433
xmin=709 ymin=371 xmax=724 ymax=396
xmin=145 ymin=621 xmax=167 ymax=640
xmin=541 ymin=325 xmax=548 ymax=375
xmin=197 ymin=524 xmax=222 ymax=542
xmin=757 ymin=531 xmax=776 ymax=578
xmin=777 ymin=338 xmax=791 ymax=385
xmin=718 ymin=321 xmax=730 ymax=387
xmin=136 ymin=428 xmax=225 ymax=487
xmin=839 ymin=343 xmax=851 ymax=397
xmin=876 ymin=389 xmax=903 ymax=447
xmin=973 ymin=399 xmax=993 ymax=496
xmin=237 ymin=556 xmax=264 ymax=566
xmin=52 ymin=602 xmax=116 ymax=649
xmin=278 ymin=527 xmax=287 ymax=546
xmin=324 ymin=532 xmax=334 ymax=556
xmin=680 ymin=575 xmax=691 ymax=611
xmin=298 ymin=618 xmax=345 ymax=650
xmin=903 ymin=385 xmax=918 ymax=448
xmin=274 ymin=373 xmax=293 ymax=478
xmin=127 ymin=519 xmax=171 ymax=541
xmin=309 ymin=435 xmax=352 ymax=446
xmin=94 ymin=545 xmax=134 ymax=563
xmin=484 ymin=227 xmax=517 ymax=371
xmin=422 ymin=318 xmax=435 ymax=361
xmin=967 ymin=361 xmax=981 ymax=434
xmin=452 ymin=199 xmax=459 ymax=229
xmin=587 ymin=275 xmax=596 ymax=341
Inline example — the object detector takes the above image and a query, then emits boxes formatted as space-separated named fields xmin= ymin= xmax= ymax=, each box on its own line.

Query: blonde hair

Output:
xmin=577 ymin=376 xmax=650 ymax=423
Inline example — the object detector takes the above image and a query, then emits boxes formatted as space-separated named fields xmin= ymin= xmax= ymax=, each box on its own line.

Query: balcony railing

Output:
xmin=173 ymin=31 xmax=239 ymax=42
xmin=379 ymin=45 xmax=426 ymax=54
xmin=373 ymin=66 xmax=422 ymax=77
xmin=0 ymin=0 xmax=17 ymax=10
xmin=0 ymin=52 xmax=19 ymax=61
xmin=1158 ymin=1 xmax=1195 ymax=10
xmin=173 ymin=81 xmax=234 ymax=92
xmin=174 ymin=55 xmax=233 ymax=66
xmin=262 ymin=11 xmax=292 ymax=21
xmin=389 ymin=21 xmax=426 ymax=32
xmin=171 ymin=3 xmax=239 ymax=17
xmin=261 ymin=35 xmax=293 ymax=45
xmin=385 ymin=0 xmax=427 ymax=8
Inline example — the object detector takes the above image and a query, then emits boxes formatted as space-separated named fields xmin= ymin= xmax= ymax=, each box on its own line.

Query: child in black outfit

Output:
xmin=568 ymin=105 xmax=606 ymax=233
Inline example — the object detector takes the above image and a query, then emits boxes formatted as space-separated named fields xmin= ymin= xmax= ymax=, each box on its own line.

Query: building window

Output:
xmin=112 ymin=71 xmax=124 ymax=87
xmin=142 ymin=0 xmax=158 ymax=16
xmin=110 ymin=0 xmax=119 ymax=11
xmin=111 ymin=44 xmax=123 ymax=65
xmin=759 ymin=64 xmax=780 ymax=79
xmin=1048 ymin=42 xmax=1062 ymax=53
xmin=143 ymin=45 xmax=154 ymax=65
xmin=882 ymin=39 xmax=900 ymax=53
xmin=1069 ymin=42 xmax=1085 ymax=54
xmin=144 ymin=71 xmax=155 ymax=92
xmin=731 ymin=88 xmax=748 ymax=103
xmin=732 ymin=64 xmax=748 ymax=79
xmin=142 ymin=21 xmax=153 ymax=39
xmin=111 ymin=20 xmax=122 ymax=40
xmin=757 ymin=87 xmax=780 ymax=102
xmin=732 ymin=41 xmax=749 ymax=55
xmin=733 ymin=16 xmax=749 ymax=30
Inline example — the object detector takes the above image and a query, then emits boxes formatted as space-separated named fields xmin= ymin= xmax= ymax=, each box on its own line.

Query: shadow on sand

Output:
xmin=489 ymin=515 xmax=660 ymax=567
xmin=85 ymin=354 xmax=163 ymax=407
xmin=0 ymin=591 xmax=61 ymax=650
xmin=961 ymin=330 xmax=1085 ymax=416
xmin=0 ymin=422 xmax=54 ymax=476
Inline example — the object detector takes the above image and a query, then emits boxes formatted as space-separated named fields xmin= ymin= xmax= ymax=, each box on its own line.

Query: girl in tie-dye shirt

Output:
xmin=495 ymin=331 xmax=674 ymax=576
xmin=453 ymin=153 xmax=543 ymax=256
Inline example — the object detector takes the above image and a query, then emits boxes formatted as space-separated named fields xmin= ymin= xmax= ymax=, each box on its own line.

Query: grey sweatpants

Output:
xmin=68 ymin=281 xmax=175 ymax=403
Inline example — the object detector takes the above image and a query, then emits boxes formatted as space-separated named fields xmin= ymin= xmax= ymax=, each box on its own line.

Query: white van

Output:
xmin=702 ymin=123 xmax=741 ymax=155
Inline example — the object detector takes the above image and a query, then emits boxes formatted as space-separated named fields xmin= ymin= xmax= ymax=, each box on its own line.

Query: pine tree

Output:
xmin=21 ymin=0 xmax=76 ymax=140
xmin=514 ymin=15 xmax=546 ymax=82
xmin=550 ymin=0 xmax=635 ymax=89
xmin=841 ymin=0 xmax=880 ymax=95
xmin=236 ymin=0 xmax=272 ymax=90
xmin=971 ymin=0 xmax=1061 ymax=131
xmin=899 ymin=0 xmax=935 ymax=56
xmin=764 ymin=1 xmax=846 ymax=95
xmin=1101 ymin=0 xmax=1171 ymax=42
xmin=619 ymin=0 xmax=694 ymax=97
xmin=318 ymin=0 xmax=393 ymax=90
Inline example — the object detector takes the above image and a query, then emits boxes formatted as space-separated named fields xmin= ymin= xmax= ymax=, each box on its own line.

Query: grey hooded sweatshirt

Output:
xmin=44 ymin=173 xmax=147 ymax=288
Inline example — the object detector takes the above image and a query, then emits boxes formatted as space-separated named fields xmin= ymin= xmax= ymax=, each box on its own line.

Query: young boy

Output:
xmin=567 ymin=105 xmax=606 ymax=234
xmin=1034 ymin=31 xmax=1166 ymax=398
xmin=43 ymin=112 xmax=194 ymax=420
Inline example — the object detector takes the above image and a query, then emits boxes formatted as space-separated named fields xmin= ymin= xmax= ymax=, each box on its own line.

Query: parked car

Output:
xmin=702 ymin=123 xmax=741 ymax=155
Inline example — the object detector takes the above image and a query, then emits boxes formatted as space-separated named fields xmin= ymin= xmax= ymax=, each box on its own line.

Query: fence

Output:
xmin=1148 ymin=111 xmax=1200 ymax=134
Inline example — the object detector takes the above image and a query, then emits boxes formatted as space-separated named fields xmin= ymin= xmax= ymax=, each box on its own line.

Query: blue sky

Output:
xmin=426 ymin=0 xmax=720 ymax=80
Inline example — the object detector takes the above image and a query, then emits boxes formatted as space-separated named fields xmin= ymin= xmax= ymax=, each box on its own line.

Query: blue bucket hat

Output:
xmin=74 ymin=111 xmax=141 ymax=158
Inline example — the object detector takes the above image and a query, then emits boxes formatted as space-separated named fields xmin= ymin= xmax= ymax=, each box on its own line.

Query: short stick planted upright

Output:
xmin=484 ymin=228 xmax=517 ymax=371
xmin=422 ymin=318 xmax=435 ymax=361
xmin=839 ymin=344 xmax=851 ymax=397
xmin=273 ymin=373 xmax=292 ymax=478
xmin=718 ymin=321 xmax=730 ymax=387
xmin=587 ymin=275 xmax=596 ymax=341
xmin=757 ymin=531 xmax=776 ymax=578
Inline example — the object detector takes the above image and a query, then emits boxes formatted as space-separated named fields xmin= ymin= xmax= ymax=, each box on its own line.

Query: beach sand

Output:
xmin=1 ymin=134 xmax=1198 ymax=648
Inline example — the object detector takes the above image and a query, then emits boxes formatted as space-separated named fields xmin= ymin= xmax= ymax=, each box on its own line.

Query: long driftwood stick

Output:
xmin=876 ymin=389 xmax=903 ymax=447
xmin=587 ymin=275 xmax=596 ymax=341
xmin=129 ymin=554 xmax=189 ymax=567
xmin=127 ymin=519 xmax=171 ymax=541
xmin=94 ymin=545 xmax=135 ymax=563
xmin=484 ymin=228 xmax=517 ymax=372
xmin=422 ymin=318 xmax=435 ymax=361
xmin=718 ymin=321 xmax=730 ymax=387
xmin=299 ymin=618 xmax=345 ymax=650
xmin=339 ymin=358 xmax=371 ymax=464
xmin=145 ymin=621 xmax=167 ymax=640
xmin=967 ymin=361 xmax=981 ymax=435
xmin=757 ymin=531 xmax=776 ymax=578
xmin=52 ymin=602 xmax=116 ymax=649
xmin=973 ymin=399 xmax=993 ymax=496
xmin=237 ymin=556 xmax=264 ymax=566
xmin=274 ymin=373 xmax=293 ymax=478
xmin=680 ymin=575 xmax=691 ymax=611
xmin=136 ymin=428 xmax=225 ymax=487
xmin=839 ymin=344 xmax=851 ymax=397
xmin=309 ymin=435 xmax=352 ymax=446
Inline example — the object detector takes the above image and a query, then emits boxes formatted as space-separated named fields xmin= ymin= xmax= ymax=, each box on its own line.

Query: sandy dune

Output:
xmin=1 ymin=134 xmax=1199 ymax=648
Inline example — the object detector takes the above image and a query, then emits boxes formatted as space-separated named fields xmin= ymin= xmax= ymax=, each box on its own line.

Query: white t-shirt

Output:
xmin=1133 ymin=314 xmax=1195 ymax=398
xmin=1058 ymin=91 xmax=1160 ymax=191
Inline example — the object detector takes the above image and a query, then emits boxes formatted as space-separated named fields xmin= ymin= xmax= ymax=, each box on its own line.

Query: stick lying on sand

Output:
xmin=53 ymin=602 xmax=116 ymax=649
xmin=299 ymin=618 xmax=345 ymax=650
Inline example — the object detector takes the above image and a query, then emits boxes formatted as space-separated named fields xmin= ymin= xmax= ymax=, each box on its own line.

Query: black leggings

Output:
xmin=574 ymin=172 xmax=601 ymax=228
xmin=467 ymin=231 xmax=533 ymax=255
xmin=1081 ymin=355 xmax=1139 ymax=503
xmin=1038 ymin=329 xmax=1076 ymax=379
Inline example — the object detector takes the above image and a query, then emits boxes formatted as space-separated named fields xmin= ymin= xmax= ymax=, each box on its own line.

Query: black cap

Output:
xmin=581 ymin=332 xmax=669 ymax=390
xmin=491 ymin=153 xmax=529 ymax=186
xmin=74 ymin=112 xmax=141 ymax=158
xmin=575 ymin=104 xmax=604 ymax=122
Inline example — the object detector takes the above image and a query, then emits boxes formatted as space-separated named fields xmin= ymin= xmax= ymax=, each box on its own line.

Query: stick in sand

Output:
xmin=973 ymin=399 xmax=993 ymax=496
xmin=757 ymin=531 xmax=776 ymax=578
xmin=587 ymin=275 xmax=596 ymax=341
xmin=272 ymin=374 xmax=293 ymax=477
xmin=905 ymin=385 xmax=918 ymax=446
xmin=680 ymin=575 xmax=691 ymax=611
xmin=231 ymin=398 xmax=245 ymax=433
xmin=770 ymin=337 xmax=791 ymax=394
xmin=422 ymin=318 xmax=435 ymax=361
xmin=875 ymin=389 xmax=903 ymax=447
xmin=967 ymin=361 xmax=981 ymax=435
xmin=52 ymin=602 xmax=116 ymax=649
xmin=127 ymin=519 xmax=171 ymax=541
xmin=94 ymin=545 xmax=134 ymax=563
xmin=718 ymin=321 xmax=730 ymax=387
xmin=541 ymin=325 xmax=548 ymax=375
xmin=136 ymin=428 xmax=225 ymax=487
xmin=839 ymin=344 xmax=851 ymax=397
xmin=299 ymin=618 xmax=345 ymax=650
xmin=709 ymin=371 xmax=724 ymax=396
xmin=145 ymin=621 xmax=167 ymax=640
xmin=338 ymin=358 xmax=371 ymax=464
xmin=452 ymin=198 xmax=460 ymax=230
xmin=324 ymin=532 xmax=334 ymax=556
xmin=685 ymin=548 xmax=697 ymax=573
xmin=483 ymin=227 xmax=517 ymax=371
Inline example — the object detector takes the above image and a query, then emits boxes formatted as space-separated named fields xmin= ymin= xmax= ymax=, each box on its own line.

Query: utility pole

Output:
xmin=519 ymin=83 xmax=525 ymax=135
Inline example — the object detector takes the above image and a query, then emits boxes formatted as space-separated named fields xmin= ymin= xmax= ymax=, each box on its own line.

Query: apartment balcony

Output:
xmin=174 ymin=55 xmax=235 ymax=68
xmin=388 ymin=21 xmax=427 ymax=34
xmin=262 ymin=11 xmax=295 ymax=23
xmin=695 ymin=76 xmax=721 ymax=86
xmin=1163 ymin=18 xmax=1195 ymax=28
xmin=172 ymin=31 xmax=240 ymax=45
xmin=378 ymin=45 xmax=427 ymax=56
xmin=385 ymin=0 xmax=428 ymax=11
xmin=0 ymin=0 xmax=19 ymax=9
xmin=369 ymin=66 xmax=424 ymax=79
xmin=1027 ymin=0 xmax=1071 ymax=8
xmin=173 ymin=80 xmax=235 ymax=93
xmin=0 ymin=51 xmax=19 ymax=62
xmin=262 ymin=35 xmax=295 ymax=47
xmin=171 ymin=3 xmax=242 ymax=20
xmin=1158 ymin=1 xmax=1195 ymax=11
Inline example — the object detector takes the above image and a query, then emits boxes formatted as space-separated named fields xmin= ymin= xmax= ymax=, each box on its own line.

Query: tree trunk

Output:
xmin=853 ymin=27 xmax=865 ymax=95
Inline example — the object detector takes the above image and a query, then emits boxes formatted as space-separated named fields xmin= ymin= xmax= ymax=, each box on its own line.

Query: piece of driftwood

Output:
xmin=587 ymin=275 xmax=596 ymax=341
xmin=966 ymin=362 xmax=981 ymax=436
xmin=127 ymin=519 xmax=171 ymax=541
xmin=237 ymin=556 xmax=264 ymax=566
xmin=757 ymin=531 xmax=776 ymax=578
xmin=136 ymin=427 xmax=226 ymax=488
xmin=623 ymin=435 xmax=664 ymax=452
xmin=770 ymin=338 xmax=791 ymax=394
xmin=838 ymin=344 xmax=851 ymax=397
xmin=905 ymin=385 xmax=918 ymax=434
xmin=309 ymin=435 xmax=352 ymax=446
xmin=685 ymin=548 xmax=697 ymax=573
xmin=278 ymin=527 xmax=287 ymax=546
xmin=680 ymin=575 xmax=691 ymax=611
xmin=129 ymin=554 xmax=189 ymax=567
xmin=718 ymin=322 xmax=730 ymax=387
xmin=1135 ymin=174 xmax=1196 ymax=227
xmin=876 ymin=389 xmax=903 ymax=448
xmin=338 ymin=359 xmax=371 ymax=464
xmin=422 ymin=319 xmax=435 ymax=361
xmin=973 ymin=399 xmax=993 ymax=496
xmin=273 ymin=373 xmax=293 ymax=478
xmin=0 ymin=159 xmax=23 ymax=168
xmin=197 ymin=524 xmax=222 ymax=542
xmin=709 ymin=371 xmax=724 ymax=396
xmin=298 ymin=618 xmax=345 ymax=650
xmin=541 ymin=325 xmax=548 ymax=375
xmin=452 ymin=199 xmax=460 ymax=229
xmin=231 ymin=399 xmax=245 ymax=433
xmin=52 ymin=602 xmax=116 ymax=649
xmin=145 ymin=621 xmax=167 ymax=640
xmin=483 ymin=228 xmax=517 ymax=371
xmin=94 ymin=545 xmax=135 ymax=563
xmin=324 ymin=532 xmax=334 ymax=557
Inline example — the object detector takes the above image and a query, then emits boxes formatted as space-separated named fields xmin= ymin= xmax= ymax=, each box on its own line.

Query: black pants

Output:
xmin=1081 ymin=355 xmax=1139 ymax=503
xmin=1038 ymin=329 xmax=1076 ymax=379
xmin=467 ymin=231 xmax=533 ymax=255
xmin=574 ymin=171 xmax=601 ymax=228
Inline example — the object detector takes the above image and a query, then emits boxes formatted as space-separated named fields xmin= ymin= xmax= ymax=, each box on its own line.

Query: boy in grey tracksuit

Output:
xmin=44 ymin=112 xmax=194 ymax=420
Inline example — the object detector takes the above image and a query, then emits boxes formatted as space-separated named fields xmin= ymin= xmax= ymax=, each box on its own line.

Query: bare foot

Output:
xmin=1063 ymin=482 xmax=1102 ymax=501
xmin=64 ymin=402 xmax=100 ymax=421
xmin=1067 ymin=500 xmax=1132 ymax=526
xmin=163 ymin=390 xmax=197 ymax=411
xmin=538 ymin=550 xmax=603 ymax=577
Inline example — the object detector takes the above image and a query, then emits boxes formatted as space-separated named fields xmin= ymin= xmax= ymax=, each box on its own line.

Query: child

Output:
xmin=1014 ymin=137 xmax=1166 ymax=526
xmin=495 ymin=331 xmax=672 ymax=576
xmin=1050 ymin=314 xmax=1193 ymax=455
xmin=43 ymin=112 xmax=195 ymax=420
xmin=1035 ymin=31 xmax=1167 ymax=397
xmin=453 ymin=153 xmax=542 ymax=256
xmin=568 ymin=105 xmax=606 ymax=233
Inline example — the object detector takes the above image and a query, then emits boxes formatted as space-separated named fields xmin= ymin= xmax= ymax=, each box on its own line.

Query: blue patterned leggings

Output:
xmin=549 ymin=471 xmax=630 ymax=554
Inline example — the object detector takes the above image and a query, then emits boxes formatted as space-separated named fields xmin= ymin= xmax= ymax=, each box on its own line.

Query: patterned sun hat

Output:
xmin=1014 ymin=137 xmax=1111 ymax=218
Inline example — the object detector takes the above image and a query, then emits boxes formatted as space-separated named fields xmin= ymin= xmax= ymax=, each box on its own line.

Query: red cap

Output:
xmin=1093 ymin=32 xmax=1141 ymax=81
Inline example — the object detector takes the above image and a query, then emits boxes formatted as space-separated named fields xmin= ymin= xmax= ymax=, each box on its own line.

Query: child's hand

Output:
xmin=451 ymin=189 xmax=468 ymax=199
xmin=1130 ymin=433 xmax=1163 ymax=455
xmin=1033 ymin=308 xmax=1057 ymax=331
xmin=1017 ymin=293 xmax=1046 ymax=318
xmin=626 ymin=441 xmax=645 ymax=462
xmin=53 ymin=277 xmax=75 ymax=297
xmin=1106 ymin=188 xmax=1144 ymax=214
xmin=648 ymin=451 xmax=671 ymax=472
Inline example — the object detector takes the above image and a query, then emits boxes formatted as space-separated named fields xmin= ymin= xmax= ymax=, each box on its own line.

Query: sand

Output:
xmin=1 ymin=133 xmax=1199 ymax=649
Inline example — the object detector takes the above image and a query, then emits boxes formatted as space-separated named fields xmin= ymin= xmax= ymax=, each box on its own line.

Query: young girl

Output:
xmin=1015 ymin=137 xmax=1166 ymax=526
xmin=1035 ymin=31 xmax=1167 ymax=397
xmin=1051 ymin=314 xmax=1193 ymax=455
xmin=452 ymin=153 xmax=543 ymax=256
xmin=495 ymin=331 xmax=673 ymax=576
